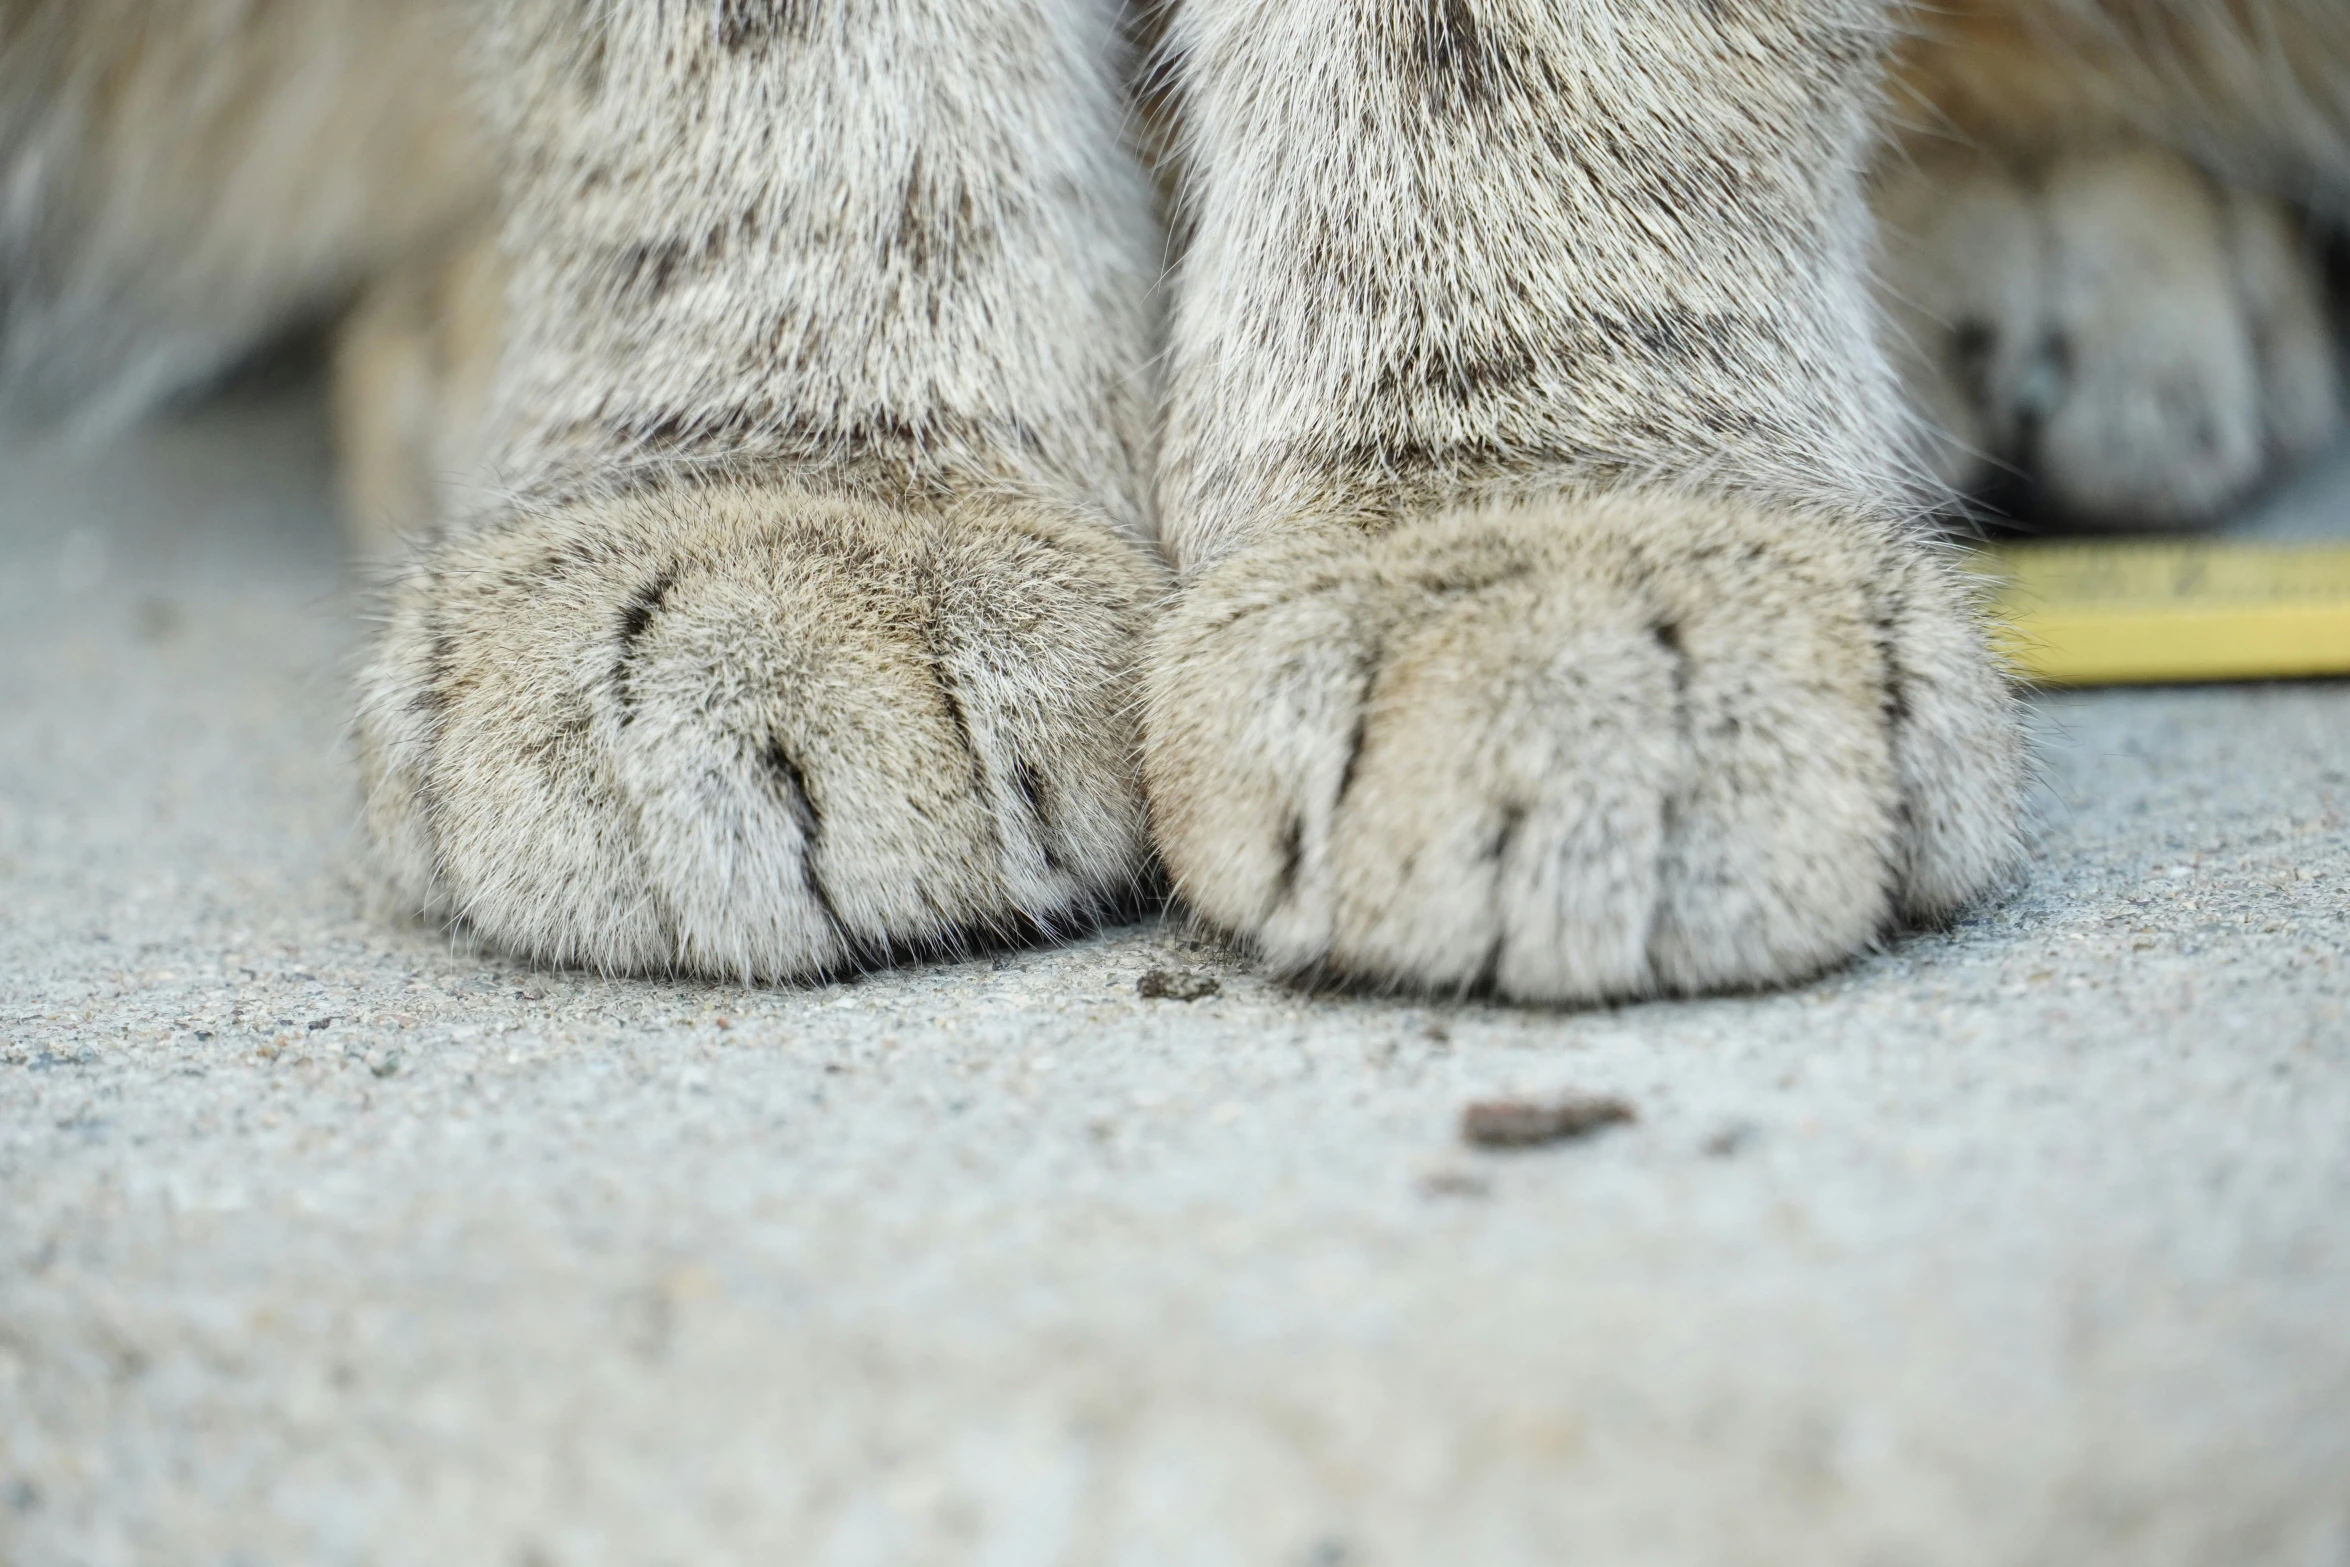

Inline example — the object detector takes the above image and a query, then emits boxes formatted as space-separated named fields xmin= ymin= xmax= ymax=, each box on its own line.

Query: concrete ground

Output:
xmin=3 ymin=385 xmax=2347 ymax=1567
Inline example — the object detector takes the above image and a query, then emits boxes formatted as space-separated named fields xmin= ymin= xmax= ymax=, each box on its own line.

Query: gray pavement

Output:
xmin=3 ymin=387 xmax=2348 ymax=1566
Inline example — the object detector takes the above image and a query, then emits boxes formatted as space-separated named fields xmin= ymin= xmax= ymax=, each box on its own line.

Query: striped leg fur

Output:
xmin=355 ymin=0 xmax=1166 ymax=980
xmin=1144 ymin=0 xmax=2027 ymax=1003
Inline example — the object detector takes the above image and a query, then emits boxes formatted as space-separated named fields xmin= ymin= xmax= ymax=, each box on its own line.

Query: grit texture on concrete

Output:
xmin=3 ymin=389 xmax=2348 ymax=1567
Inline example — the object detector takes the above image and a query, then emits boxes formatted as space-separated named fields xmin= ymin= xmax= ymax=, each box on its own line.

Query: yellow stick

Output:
xmin=1970 ymin=542 xmax=2350 ymax=686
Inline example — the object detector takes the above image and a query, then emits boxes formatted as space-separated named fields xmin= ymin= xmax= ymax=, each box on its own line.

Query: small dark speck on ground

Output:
xmin=1462 ymin=1093 xmax=1637 ymax=1149
xmin=134 ymin=596 xmax=184 ymax=642
xmin=1418 ymin=1166 xmax=1492 ymax=1199
xmin=1703 ymin=1122 xmax=1758 ymax=1158
xmin=1138 ymin=967 xmax=1221 ymax=1001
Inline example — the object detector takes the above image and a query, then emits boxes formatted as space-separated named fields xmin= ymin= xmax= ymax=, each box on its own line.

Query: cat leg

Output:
xmin=1877 ymin=1 xmax=2346 ymax=526
xmin=332 ymin=225 xmax=507 ymax=561
xmin=356 ymin=0 xmax=1166 ymax=980
xmin=1145 ymin=0 xmax=2025 ymax=1002
xmin=1876 ymin=143 xmax=2343 ymax=527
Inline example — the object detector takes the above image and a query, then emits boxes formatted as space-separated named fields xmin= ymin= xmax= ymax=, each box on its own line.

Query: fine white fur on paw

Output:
xmin=1143 ymin=494 xmax=2025 ymax=1005
xmin=358 ymin=479 xmax=1162 ymax=982
xmin=1877 ymin=141 xmax=2343 ymax=527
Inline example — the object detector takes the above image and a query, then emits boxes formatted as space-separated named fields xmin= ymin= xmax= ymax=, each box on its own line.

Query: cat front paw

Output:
xmin=1144 ymin=495 xmax=2024 ymax=1003
xmin=358 ymin=479 xmax=1161 ymax=980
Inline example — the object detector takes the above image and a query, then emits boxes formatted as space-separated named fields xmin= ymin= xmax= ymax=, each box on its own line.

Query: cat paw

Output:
xmin=1877 ymin=141 xmax=2342 ymax=527
xmin=357 ymin=479 xmax=1161 ymax=980
xmin=1143 ymin=496 xmax=2024 ymax=1004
